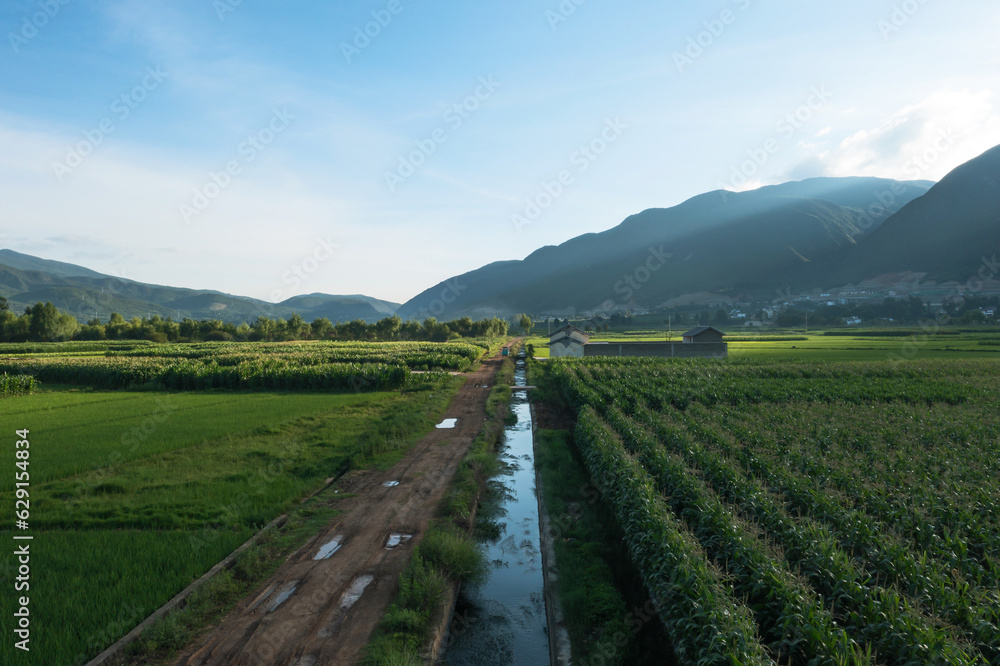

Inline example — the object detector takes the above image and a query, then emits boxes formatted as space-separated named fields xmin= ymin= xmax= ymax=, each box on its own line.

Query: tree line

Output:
xmin=0 ymin=298 xmax=509 ymax=343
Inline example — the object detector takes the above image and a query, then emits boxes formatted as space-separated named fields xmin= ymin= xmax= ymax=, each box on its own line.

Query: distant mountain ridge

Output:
xmin=6 ymin=143 xmax=998 ymax=324
xmin=0 ymin=250 xmax=399 ymax=324
xmin=841 ymin=144 xmax=1000 ymax=282
xmin=397 ymin=176 xmax=938 ymax=319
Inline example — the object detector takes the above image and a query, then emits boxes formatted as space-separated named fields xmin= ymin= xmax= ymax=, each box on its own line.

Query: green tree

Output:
xmin=311 ymin=317 xmax=334 ymax=339
xmin=519 ymin=314 xmax=533 ymax=335
xmin=27 ymin=302 xmax=59 ymax=341
xmin=375 ymin=315 xmax=402 ymax=341
xmin=287 ymin=313 xmax=309 ymax=339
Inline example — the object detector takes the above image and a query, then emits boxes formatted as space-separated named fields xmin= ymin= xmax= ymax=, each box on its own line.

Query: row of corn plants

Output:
xmin=106 ymin=340 xmax=484 ymax=371
xmin=624 ymin=403 xmax=994 ymax=664
xmin=599 ymin=405 xmax=866 ymax=664
xmin=548 ymin=357 xmax=1000 ymax=664
xmin=574 ymin=407 xmax=776 ymax=665
xmin=0 ymin=356 xmax=410 ymax=392
xmin=723 ymin=406 xmax=1000 ymax=582
xmin=0 ymin=373 xmax=36 ymax=397
xmin=0 ymin=340 xmax=491 ymax=391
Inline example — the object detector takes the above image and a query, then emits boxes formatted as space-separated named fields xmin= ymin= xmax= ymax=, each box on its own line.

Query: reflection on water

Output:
xmin=445 ymin=360 xmax=550 ymax=665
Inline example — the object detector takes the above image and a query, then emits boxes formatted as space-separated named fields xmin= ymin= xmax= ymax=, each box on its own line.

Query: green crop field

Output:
xmin=0 ymin=339 xmax=486 ymax=393
xmin=0 ymin=339 xmax=478 ymax=665
xmin=542 ymin=356 xmax=1000 ymax=665
xmin=527 ymin=328 xmax=1000 ymax=362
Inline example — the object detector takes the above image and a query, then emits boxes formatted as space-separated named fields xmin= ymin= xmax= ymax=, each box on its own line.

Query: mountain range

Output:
xmin=0 ymin=250 xmax=398 ymax=324
xmin=3 ymin=143 xmax=998 ymax=323
xmin=398 ymin=144 xmax=999 ymax=318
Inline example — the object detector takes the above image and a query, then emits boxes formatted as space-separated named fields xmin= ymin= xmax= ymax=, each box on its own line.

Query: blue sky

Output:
xmin=2 ymin=0 xmax=999 ymax=304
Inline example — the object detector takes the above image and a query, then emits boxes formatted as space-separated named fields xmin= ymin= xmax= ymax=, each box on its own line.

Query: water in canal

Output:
xmin=445 ymin=357 xmax=550 ymax=665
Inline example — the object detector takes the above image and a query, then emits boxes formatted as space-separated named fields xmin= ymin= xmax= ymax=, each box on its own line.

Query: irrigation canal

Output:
xmin=444 ymin=354 xmax=551 ymax=665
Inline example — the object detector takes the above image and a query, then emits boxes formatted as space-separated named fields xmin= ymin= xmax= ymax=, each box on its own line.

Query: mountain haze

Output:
xmin=841 ymin=144 xmax=1000 ymax=282
xmin=398 ymin=177 xmax=934 ymax=319
xmin=7 ymin=143 xmax=997 ymax=325
xmin=0 ymin=250 xmax=398 ymax=324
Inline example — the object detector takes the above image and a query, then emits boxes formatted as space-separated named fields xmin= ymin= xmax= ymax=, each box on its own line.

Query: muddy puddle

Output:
xmin=313 ymin=535 xmax=345 ymax=560
xmin=385 ymin=533 xmax=412 ymax=549
xmin=267 ymin=581 xmax=299 ymax=613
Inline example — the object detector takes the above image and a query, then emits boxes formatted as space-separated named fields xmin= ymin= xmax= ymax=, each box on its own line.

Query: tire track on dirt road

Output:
xmin=174 ymin=353 xmax=508 ymax=666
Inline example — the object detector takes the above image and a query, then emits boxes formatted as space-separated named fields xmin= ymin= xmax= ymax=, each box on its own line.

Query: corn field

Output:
xmin=549 ymin=357 xmax=1000 ymax=665
xmin=0 ymin=340 xmax=486 ymax=392
xmin=0 ymin=373 xmax=36 ymax=398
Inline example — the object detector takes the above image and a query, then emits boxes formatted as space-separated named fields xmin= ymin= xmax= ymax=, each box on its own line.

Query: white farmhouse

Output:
xmin=548 ymin=325 xmax=590 ymax=358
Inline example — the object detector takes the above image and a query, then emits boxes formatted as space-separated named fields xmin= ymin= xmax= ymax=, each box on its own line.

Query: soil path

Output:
xmin=174 ymin=353 xmax=508 ymax=666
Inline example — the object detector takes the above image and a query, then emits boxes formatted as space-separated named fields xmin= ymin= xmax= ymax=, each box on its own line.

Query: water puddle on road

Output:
xmin=385 ymin=533 xmax=413 ymax=549
xmin=436 ymin=418 xmax=458 ymax=429
xmin=313 ymin=535 xmax=345 ymax=560
xmin=340 ymin=575 xmax=375 ymax=610
xmin=267 ymin=581 xmax=299 ymax=613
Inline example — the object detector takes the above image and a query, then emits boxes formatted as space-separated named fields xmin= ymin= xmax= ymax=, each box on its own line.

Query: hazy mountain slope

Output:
xmin=841 ymin=144 xmax=1000 ymax=281
xmin=397 ymin=177 xmax=933 ymax=318
xmin=0 ymin=249 xmax=108 ymax=279
xmin=0 ymin=255 xmax=398 ymax=324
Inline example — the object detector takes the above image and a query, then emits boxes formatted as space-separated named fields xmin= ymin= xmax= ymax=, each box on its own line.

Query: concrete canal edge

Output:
xmin=530 ymin=399 xmax=572 ymax=666
xmin=427 ymin=582 xmax=462 ymax=663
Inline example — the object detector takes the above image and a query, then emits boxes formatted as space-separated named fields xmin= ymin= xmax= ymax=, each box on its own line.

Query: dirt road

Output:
xmin=174 ymin=356 xmax=506 ymax=666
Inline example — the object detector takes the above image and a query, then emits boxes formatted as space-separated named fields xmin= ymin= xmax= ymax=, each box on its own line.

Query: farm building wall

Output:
xmin=549 ymin=339 xmax=586 ymax=358
xmin=583 ymin=342 xmax=728 ymax=359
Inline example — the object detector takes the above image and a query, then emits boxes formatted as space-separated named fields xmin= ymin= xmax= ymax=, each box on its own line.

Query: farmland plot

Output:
xmin=0 ymin=339 xmax=478 ymax=665
xmin=548 ymin=358 xmax=1000 ymax=665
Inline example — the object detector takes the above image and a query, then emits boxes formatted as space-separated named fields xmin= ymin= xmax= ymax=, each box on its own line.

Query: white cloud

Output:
xmin=820 ymin=89 xmax=1000 ymax=181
